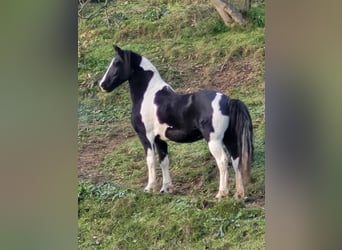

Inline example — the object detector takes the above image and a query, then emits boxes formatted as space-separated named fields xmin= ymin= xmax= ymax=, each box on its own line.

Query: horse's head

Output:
xmin=99 ymin=46 xmax=132 ymax=92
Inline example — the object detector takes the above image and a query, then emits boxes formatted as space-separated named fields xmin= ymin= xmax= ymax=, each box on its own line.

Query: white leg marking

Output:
xmin=144 ymin=148 xmax=156 ymax=192
xmin=159 ymin=155 xmax=173 ymax=193
xmin=208 ymin=140 xmax=229 ymax=199
xmin=232 ymin=157 xmax=245 ymax=199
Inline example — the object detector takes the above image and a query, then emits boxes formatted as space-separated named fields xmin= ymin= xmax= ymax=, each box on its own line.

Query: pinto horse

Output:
xmin=99 ymin=46 xmax=253 ymax=199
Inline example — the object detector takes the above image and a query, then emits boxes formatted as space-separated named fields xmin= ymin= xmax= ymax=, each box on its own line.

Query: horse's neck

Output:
xmin=140 ymin=56 xmax=174 ymax=90
xmin=140 ymin=56 xmax=159 ymax=75
xmin=128 ymin=56 xmax=172 ymax=103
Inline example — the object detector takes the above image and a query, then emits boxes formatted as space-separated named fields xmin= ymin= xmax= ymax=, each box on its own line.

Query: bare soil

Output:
xmin=78 ymin=120 xmax=135 ymax=183
xmin=177 ymin=57 xmax=263 ymax=94
xmin=78 ymin=136 xmax=116 ymax=184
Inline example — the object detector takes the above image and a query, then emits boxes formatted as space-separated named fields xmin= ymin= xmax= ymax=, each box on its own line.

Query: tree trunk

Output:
xmin=211 ymin=0 xmax=246 ymax=27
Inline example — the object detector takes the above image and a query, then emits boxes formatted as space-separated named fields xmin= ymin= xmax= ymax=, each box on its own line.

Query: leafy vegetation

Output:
xmin=78 ymin=0 xmax=265 ymax=249
xmin=245 ymin=1 xmax=265 ymax=28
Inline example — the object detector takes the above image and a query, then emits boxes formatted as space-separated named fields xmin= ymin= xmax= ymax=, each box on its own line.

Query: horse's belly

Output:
xmin=165 ymin=127 xmax=203 ymax=143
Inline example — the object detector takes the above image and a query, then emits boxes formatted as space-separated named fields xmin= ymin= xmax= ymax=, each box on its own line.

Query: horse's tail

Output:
xmin=227 ymin=99 xmax=254 ymax=185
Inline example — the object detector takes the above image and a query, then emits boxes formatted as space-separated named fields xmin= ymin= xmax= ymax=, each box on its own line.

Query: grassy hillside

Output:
xmin=78 ymin=0 xmax=265 ymax=249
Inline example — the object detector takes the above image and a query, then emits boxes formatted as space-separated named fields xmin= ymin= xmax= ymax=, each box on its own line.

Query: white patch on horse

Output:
xmin=140 ymin=56 xmax=173 ymax=141
xmin=210 ymin=93 xmax=229 ymax=141
xmin=99 ymin=57 xmax=115 ymax=91
xmin=140 ymin=56 xmax=160 ymax=77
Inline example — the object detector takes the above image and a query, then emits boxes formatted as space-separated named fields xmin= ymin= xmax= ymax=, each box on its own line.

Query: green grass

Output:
xmin=78 ymin=181 xmax=265 ymax=249
xmin=78 ymin=0 xmax=265 ymax=249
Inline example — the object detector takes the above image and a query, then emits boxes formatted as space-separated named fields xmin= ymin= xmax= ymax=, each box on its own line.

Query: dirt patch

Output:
xmin=78 ymin=120 xmax=135 ymax=183
xmin=78 ymin=137 xmax=115 ymax=183
xmin=177 ymin=56 xmax=263 ymax=94
xmin=207 ymin=57 xmax=263 ymax=91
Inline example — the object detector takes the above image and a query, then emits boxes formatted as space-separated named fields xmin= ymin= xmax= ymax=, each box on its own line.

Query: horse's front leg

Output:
xmin=145 ymin=147 xmax=157 ymax=192
xmin=155 ymin=136 xmax=173 ymax=193
xmin=138 ymin=134 xmax=157 ymax=192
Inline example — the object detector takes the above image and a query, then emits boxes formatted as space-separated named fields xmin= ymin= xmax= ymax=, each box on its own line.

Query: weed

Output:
xmin=245 ymin=2 xmax=265 ymax=28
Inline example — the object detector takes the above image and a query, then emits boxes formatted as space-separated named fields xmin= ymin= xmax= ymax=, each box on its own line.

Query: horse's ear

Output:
xmin=113 ymin=45 xmax=120 ymax=52
xmin=113 ymin=45 xmax=124 ymax=57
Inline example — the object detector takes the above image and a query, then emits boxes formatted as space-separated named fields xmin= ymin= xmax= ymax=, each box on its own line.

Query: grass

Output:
xmin=78 ymin=181 xmax=265 ymax=249
xmin=78 ymin=0 xmax=265 ymax=249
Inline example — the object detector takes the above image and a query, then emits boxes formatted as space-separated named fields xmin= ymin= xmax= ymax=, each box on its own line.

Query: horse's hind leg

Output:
xmin=208 ymin=140 xmax=229 ymax=199
xmin=231 ymin=156 xmax=245 ymax=199
xmin=155 ymin=136 xmax=173 ymax=193
xmin=225 ymin=139 xmax=245 ymax=199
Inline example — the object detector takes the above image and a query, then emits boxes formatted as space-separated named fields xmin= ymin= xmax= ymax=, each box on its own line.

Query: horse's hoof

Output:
xmin=144 ymin=186 xmax=153 ymax=193
xmin=159 ymin=188 xmax=169 ymax=193
xmin=215 ymin=195 xmax=222 ymax=201
xmin=160 ymin=184 xmax=173 ymax=193
xmin=215 ymin=190 xmax=228 ymax=200
xmin=234 ymin=192 xmax=245 ymax=200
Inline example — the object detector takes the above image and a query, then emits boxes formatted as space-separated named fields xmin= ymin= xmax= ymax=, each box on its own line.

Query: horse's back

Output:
xmin=155 ymin=89 xmax=218 ymax=126
xmin=191 ymin=90 xmax=229 ymax=118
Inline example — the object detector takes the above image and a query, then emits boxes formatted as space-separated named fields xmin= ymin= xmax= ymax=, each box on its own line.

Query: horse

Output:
xmin=99 ymin=45 xmax=253 ymax=199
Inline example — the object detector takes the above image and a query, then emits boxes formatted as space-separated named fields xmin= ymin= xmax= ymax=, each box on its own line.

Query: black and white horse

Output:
xmin=99 ymin=46 xmax=253 ymax=199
